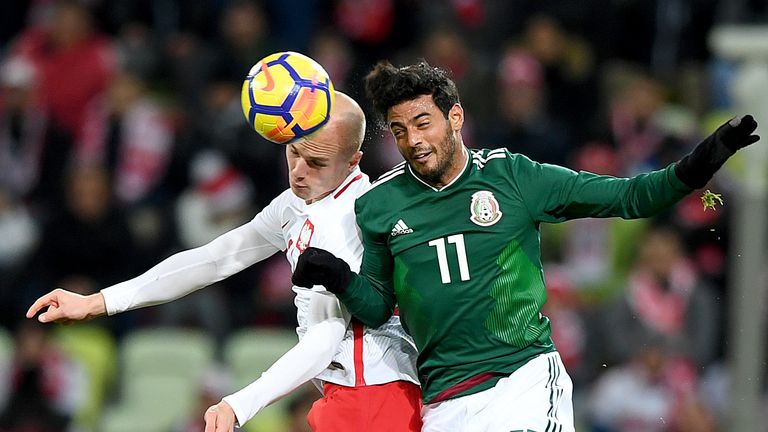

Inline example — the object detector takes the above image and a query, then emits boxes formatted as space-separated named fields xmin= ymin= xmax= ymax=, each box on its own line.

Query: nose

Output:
xmin=292 ymin=157 xmax=308 ymax=180
xmin=406 ymin=128 xmax=422 ymax=148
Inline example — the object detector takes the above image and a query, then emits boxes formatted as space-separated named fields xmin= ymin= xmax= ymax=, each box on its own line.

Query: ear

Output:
xmin=348 ymin=150 xmax=363 ymax=171
xmin=448 ymin=103 xmax=464 ymax=131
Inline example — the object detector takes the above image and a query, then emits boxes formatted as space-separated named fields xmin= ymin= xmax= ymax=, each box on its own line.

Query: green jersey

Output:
xmin=339 ymin=148 xmax=692 ymax=403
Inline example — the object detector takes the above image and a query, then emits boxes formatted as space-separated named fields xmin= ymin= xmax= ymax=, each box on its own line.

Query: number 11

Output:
xmin=428 ymin=234 xmax=470 ymax=283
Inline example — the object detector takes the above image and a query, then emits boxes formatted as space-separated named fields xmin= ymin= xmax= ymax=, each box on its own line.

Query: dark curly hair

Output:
xmin=364 ymin=60 xmax=460 ymax=122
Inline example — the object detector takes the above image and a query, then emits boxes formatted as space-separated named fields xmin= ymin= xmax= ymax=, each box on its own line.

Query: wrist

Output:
xmin=326 ymin=257 xmax=352 ymax=294
xmin=88 ymin=293 xmax=108 ymax=318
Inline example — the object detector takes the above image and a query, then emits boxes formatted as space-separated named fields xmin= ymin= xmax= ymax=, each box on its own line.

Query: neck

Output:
xmin=304 ymin=191 xmax=332 ymax=205
xmin=430 ymin=146 xmax=467 ymax=189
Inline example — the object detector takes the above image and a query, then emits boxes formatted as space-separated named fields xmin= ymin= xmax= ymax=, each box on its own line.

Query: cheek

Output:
xmin=395 ymin=138 xmax=410 ymax=155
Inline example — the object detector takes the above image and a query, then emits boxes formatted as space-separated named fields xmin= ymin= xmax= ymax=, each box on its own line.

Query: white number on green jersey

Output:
xmin=428 ymin=234 xmax=470 ymax=283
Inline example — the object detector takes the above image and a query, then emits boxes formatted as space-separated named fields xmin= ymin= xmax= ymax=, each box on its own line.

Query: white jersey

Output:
xmin=252 ymin=169 xmax=418 ymax=387
xmin=102 ymin=168 xmax=418 ymax=389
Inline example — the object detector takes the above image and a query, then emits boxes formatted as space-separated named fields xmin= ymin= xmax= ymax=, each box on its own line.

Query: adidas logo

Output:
xmin=390 ymin=219 xmax=414 ymax=236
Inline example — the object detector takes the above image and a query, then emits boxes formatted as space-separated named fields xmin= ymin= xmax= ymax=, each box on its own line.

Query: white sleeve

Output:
xmin=100 ymin=221 xmax=281 ymax=315
xmin=222 ymin=291 xmax=349 ymax=427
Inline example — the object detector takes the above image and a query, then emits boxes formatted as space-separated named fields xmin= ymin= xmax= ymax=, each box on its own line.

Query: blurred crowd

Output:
xmin=0 ymin=0 xmax=766 ymax=431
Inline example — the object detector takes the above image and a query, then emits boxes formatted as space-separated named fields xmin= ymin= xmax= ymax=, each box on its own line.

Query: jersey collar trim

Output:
xmin=407 ymin=147 xmax=470 ymax=192
xmin=334 ymin=171 xmax=364 ymax=199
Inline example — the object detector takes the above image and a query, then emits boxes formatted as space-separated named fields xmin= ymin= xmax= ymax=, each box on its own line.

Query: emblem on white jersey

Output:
xmin=296 ymin=219 xmax=315 ymax=252
xmin=390 ymin=219 xmax=413 ymax=236
xmin=470 ymin=191 xmax=502 ymax=226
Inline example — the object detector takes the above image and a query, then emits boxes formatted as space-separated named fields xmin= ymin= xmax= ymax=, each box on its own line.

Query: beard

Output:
xmin=410 ymin=126 xmax=458 ymax=185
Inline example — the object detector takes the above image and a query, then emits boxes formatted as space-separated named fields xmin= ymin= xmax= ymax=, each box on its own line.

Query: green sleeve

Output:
xmin=510 ymin=155 xmax=693 ymax=222
xmin=336 ymin=205 xmax=396 ymax=328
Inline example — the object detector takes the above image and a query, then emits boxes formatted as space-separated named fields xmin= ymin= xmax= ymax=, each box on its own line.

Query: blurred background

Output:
xmin=0 ymin=0 xmax=767 ymax=431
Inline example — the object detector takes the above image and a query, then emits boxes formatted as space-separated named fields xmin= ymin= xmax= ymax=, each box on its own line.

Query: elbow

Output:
xmin=305 ymin=319 xmax=346 ymax=362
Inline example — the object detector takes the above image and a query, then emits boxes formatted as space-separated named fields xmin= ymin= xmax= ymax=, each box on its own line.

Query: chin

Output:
xmin=291 ymin=187 xmax=309 ymax=199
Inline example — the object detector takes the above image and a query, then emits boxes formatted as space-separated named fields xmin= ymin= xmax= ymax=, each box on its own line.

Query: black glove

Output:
xmin=292 ymin=247 xmax=353 ymax=294
xmin=675 ymin=115 xmax=760 ymax=189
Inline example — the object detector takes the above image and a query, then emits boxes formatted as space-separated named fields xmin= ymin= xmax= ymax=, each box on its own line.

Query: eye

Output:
xmin=417 ymin=121 xmax=430 ymax=129
xmin=392 ymin=129 xmax=405 ymax=138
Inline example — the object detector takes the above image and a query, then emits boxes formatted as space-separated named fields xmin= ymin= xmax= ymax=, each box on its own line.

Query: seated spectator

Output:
xmin=587 ymin=338 xmax=715 ymax=432
xmin=92 ymin=72 xmax=175 ymax=208
xmin=0 ymin=57 xmax=46 ymax=200
xmin=175 ymin=150 xmax=254 ymax=248
xmin=0 ymin=187 xmax=39 ymax=327
xmin=11 ymin=0 xmax=115 ymax=199
xmin=0 ymin=320 xmax=85 ymax=432
xmin=601 ymin=227 xmax=720 ymax=369
xmin=484 ymin=47 xmax=571 ymax=166
xmin=23 ymin=164 xmax=136 ymax=331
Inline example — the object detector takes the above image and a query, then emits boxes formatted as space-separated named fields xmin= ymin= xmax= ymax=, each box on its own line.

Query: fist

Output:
xmin=719 ymin=114 xmax=759 ymax=152
xmin=204 ymin=401 xmax=237 ymax=432
xmin=292 ymin=247 xmax=352 ymax=294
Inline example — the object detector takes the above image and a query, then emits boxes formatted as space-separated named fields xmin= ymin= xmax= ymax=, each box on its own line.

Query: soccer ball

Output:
xmin=241 ymin=51 xmax=335 ymax=144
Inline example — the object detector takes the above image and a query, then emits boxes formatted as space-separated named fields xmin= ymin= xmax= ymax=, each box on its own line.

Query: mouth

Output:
xmin=411 ymin=150 xmax=432 ymax=164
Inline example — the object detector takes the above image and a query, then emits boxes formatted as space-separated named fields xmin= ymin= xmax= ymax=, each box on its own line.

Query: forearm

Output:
xmin=101 ymin=224 xmax=279 ymax=314
xmin=100 ymin=247 xmax=220 ymax=314
xmin=222 ymin=318 xmax=346 ymax=426
xmin=544 ymin=164 xmax=692 ymax=221
xmin=336 ymin=273 xmax=395 ymax=328
xmin=610 ymin=164 xmax=692 ymax=219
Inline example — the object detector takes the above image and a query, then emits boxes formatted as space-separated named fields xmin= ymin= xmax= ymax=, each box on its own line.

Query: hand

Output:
xmin=204 ymin=400 xmax=237 ymax=432
xmin=719 ymin=114 xmax=760 ymax=152
xmin=292 ymin=247 xmax=352 ymax=294
xmin=26 ymin=289 xmax=107 ymax=324
xmin=675 ymin=114 xmax=760 ymax=189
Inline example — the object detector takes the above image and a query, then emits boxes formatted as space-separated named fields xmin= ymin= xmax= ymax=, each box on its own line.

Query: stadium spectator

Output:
xmin=24 ymin=164 xmax=136 ymax=312
xmin=601 ymin=227 xmax=720 ymax=369
xmin=10 ymin=1 xmax=115 ymax=192
xmin=0 ymin=58 xmax=46 ymax=200
xmin=0 ymin=320 xmax=85 ymax=432
xmin=587 ymin=338 xmax=716 ymax=432
xmin=87 ymin=72 xmax=175 ymax=207
xmin=485 ymin=47 xmax=571 ymax=166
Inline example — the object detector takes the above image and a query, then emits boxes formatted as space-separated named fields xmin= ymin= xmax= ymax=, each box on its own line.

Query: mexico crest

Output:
xmin=470 ymin=191 xmax=502 ymax=226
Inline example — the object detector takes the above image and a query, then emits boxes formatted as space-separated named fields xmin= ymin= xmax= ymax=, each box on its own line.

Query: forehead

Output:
xmin=387 ymin=94 xmax=441 ymax=125
xmin=290 ymin=134 xmax=341 ymax=160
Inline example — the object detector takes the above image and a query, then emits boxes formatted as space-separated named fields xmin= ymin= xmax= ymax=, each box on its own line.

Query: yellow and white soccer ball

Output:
xmin=241 ymin=51 xmax=335 ymax=144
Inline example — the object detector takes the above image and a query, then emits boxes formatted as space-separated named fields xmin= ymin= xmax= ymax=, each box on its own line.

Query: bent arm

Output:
xmin=222 ymin=291 xmax=348 ymax=426
xmin=101 ymin=223 xmax=280 ymax=314
xmin=335 ymin=226 xmax=397 ymax=328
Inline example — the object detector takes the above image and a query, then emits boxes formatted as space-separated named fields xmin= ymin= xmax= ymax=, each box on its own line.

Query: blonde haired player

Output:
xmin=27 ymin=92 xmax=422 ymax=432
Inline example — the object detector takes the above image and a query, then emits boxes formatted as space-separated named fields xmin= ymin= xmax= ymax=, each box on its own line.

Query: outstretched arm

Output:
xmin=517 ymin=115 xmax=760 ymax=222
xmin=206 ymin=291 xmax=349 ymax=430
xmin=26 ymin=222 xmax=280 ymax=322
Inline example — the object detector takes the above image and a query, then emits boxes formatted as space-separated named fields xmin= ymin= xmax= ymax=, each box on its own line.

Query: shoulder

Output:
xmin=358 ymin=161 xmax=408 ymax=200
xmin=469 ymin=148 xmax=533 ymax=167
xmin=335 ymin=171 xmax=371 ymax=201
xmin=269 ymin=188 xmax=299 ymax=207
xmin=353 ymin=162 xmax=407 ymax=226
xmin=254 ymin=189 xmax=298 ymax=220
